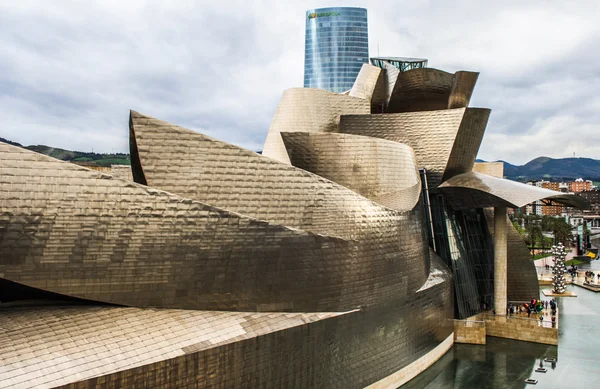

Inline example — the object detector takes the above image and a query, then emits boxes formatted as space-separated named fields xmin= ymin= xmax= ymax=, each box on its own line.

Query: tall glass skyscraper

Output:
xmin=304 ymin=7 xmax=369 ymax=93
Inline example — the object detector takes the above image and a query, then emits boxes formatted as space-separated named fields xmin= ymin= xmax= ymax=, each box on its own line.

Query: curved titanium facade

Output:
xmin=281 ymin=131 xmax=421 ymax=211
xmin=386 ymin=68 xmax=479 ymax=113
xmin=0 ymin=113 xmax=453 ymax=387
xmin=339 ymin=108 xmax=491 ymax=189
xmin=3 ymin=56 xmax=578 ymax=387
xmin=0 ymin=139 xmax=432 ymax=312
xmin=262 ymin=88 xmax=370 ymax=164
xmin=304 ymin=7 xmax=368 ymax=93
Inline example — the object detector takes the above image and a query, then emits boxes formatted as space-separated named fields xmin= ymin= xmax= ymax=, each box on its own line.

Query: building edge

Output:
xmin=365 ymin=333 xmax=454 ymax=389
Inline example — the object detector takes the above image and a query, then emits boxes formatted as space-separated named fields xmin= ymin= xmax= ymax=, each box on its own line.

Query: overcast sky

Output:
xmin=1 ymin=0 xmax=599 ymax=165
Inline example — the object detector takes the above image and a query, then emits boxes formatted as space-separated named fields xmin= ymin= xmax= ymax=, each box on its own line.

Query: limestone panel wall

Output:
xmin=473 ymin=161 xmax=504 ymax=178
xmin=0 ymin=142 xmax=430 ymax=311
xmin=262 ymin=88 xmax=370 ymax=164
xmin=485 ymin=315 xmax=558 ymax=345
xmin=280 ymin=132 xmax=421 ymax=211
xmin=454 ymin=318 xmax=486 ymax=344
xmin=339 ymin=108 xmax=490 ymax=189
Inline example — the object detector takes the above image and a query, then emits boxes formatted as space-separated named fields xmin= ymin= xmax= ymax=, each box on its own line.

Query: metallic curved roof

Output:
xmin=438 ymin=171 xmax=589 ymax=210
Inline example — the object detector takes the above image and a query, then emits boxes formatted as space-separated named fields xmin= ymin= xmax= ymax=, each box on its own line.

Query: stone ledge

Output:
xmin=542 ymin=289 xmax=577 ymax=297
xmin=365 ymin=333 xmax=454 ymax=389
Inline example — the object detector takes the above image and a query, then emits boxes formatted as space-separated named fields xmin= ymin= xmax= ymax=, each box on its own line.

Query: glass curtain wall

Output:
xmin=304 ymin=7 xmax=369 ymax=93
xmin=427 ymin=193 xmax=495 ymax=319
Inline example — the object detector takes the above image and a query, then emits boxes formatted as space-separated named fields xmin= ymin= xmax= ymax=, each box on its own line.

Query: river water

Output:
xmin=401 ymin=284 xmax=600 ymax=388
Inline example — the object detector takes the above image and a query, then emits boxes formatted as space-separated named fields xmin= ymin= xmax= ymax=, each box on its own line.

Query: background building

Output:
xmin=520 ymin=178 xmax=594 ymax=216
xmin=570 ymin=178 xmax=592 ymax=192
xmin=304 ymin=7 xmax=368 ymax=93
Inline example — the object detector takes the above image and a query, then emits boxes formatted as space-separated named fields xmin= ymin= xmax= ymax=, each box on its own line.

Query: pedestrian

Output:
xmin=551 ymin=316 xmax=556 ymax=328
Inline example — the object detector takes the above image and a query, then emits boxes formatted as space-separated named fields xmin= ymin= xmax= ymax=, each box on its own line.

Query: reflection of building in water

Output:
xmin=403 ymin=338 xmax=557 ymax=388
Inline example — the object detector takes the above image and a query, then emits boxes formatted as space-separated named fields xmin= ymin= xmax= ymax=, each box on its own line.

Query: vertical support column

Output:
xmin=494 ymin=206 xmax=507 ymax=316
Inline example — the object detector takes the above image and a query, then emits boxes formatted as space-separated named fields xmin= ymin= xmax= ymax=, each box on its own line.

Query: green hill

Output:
xmin=0 ymin=137 xmax=130 ymax=167
xmin=478 ymin=157 xmax=600 ymax=182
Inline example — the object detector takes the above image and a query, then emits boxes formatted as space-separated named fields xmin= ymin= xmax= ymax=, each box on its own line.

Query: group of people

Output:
xmin=568 ymin=265 xmax=579 ymax=278
xmin=508 ymin=298 xmax=557 ymax=328
xmin=584 ymin=270 xmax=597 ymax=284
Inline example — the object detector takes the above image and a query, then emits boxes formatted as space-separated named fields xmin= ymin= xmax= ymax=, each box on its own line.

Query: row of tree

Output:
xmin=510 ymin=213 xmax=574 ymax=251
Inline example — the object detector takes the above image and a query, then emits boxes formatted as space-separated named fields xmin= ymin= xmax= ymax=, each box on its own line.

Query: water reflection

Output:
xmin=402 ymin=285 xmax=600 ymax=388
xmin=402 ymin=338 xmax=556 ymax=389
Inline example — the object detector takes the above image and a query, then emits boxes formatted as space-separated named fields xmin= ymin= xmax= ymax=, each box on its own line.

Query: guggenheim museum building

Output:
xmin=0 ymin=10 xmax=588 ymax=389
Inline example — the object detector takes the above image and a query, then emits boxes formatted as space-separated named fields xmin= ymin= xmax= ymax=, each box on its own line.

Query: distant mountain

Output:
xmin=0 ymin=137 xmax=130 ymax=167
xmin=3 ymin=136 xmax=599 ymax=181
xmin=479 ymin=157 xmax=600 ymax=182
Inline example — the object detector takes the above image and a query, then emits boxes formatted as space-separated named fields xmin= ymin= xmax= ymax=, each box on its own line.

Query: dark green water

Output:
xmin=402 ymin=285 xmax=600 ymax=388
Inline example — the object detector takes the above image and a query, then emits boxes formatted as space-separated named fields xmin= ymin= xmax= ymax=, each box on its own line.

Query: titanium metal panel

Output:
xmin=339 ymin=108 xmax=490 ymax=189
xmin=386 ymin=68 xmax=479 ymax=113
xmin=0 ymin=254 xmax=453 ymax=389
xmin=0 ymin=306 xmax=347 ymax=388
xmin=439 ymin=171 xmax=590 ymax=209
xmin=0 ymin=140 xmax=430 ymax=311
xmin=448 ymin=71 xmax=479 ymax=109
xmin=262 ymin=88 xmax=370 ymax=164
xmin=280 ymin=131 xmax=421 ymax=211
xmin=349 ymin=63 xmax=388 ymax=111
xmin=131 ymin=110 xmax=404 ymax=239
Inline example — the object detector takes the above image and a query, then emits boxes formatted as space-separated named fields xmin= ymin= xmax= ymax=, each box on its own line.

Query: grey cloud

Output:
xmin=0 ymin=0 xmax=599 ymax=164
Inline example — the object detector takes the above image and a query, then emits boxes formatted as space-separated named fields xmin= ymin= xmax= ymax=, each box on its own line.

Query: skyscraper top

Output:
xmin=304 ymin=7 xmax=369 ymax=93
